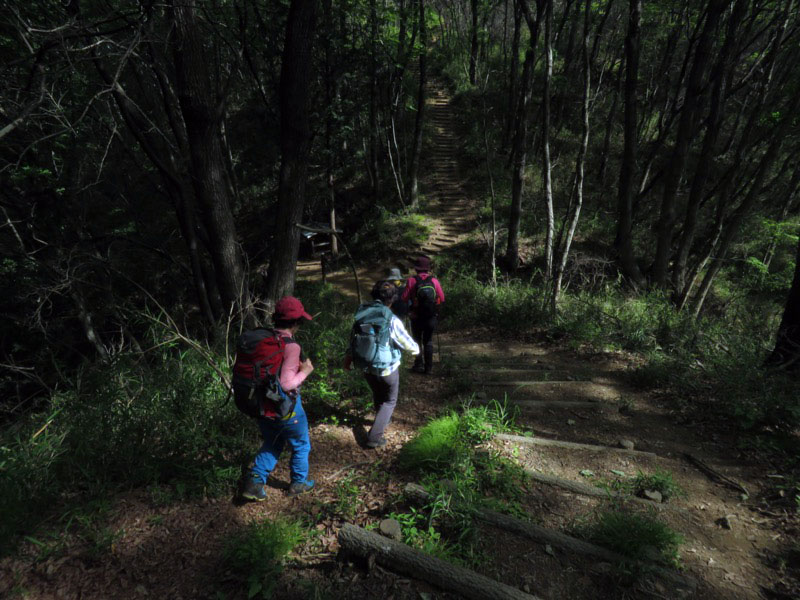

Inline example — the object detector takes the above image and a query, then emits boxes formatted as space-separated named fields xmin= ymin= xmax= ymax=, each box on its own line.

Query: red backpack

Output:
xmin=232 ymin=329 xmax=297 ymax=419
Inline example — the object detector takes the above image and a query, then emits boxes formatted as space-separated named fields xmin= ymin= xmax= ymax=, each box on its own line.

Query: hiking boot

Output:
xmin=411 ymin=364 xmax=425 ymax=374
xmin=242 ymin=476 xmax=267 ymax=502
xmin=287 ymin=480 xmax=315 ymax=497
xmin=365 ymin=437 xmax=387 ymax=449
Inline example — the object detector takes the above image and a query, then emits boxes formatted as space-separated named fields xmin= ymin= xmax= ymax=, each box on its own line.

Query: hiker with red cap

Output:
xmin=401 ymin=256 xmax=445 ymax=374
xmin=238 ymin=296 xmax=316 ymax=501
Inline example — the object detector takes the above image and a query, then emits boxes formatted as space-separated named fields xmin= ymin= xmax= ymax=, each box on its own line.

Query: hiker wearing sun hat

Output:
xmin=240 ymin=296 xmax=316 ymax=501
xmin=384 ymin=266 xmax=410 ymax=318
xmin=401 ymin=256 xmax=445 ymax=374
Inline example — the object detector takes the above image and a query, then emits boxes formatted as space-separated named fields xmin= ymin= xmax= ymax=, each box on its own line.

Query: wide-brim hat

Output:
xmin=273 ymin=296 xmax=313 ymax=321
xmin=413 ymin=256 xmax=432 ymax=271
xmin=385 ymin=267 xmax=403 ymax=280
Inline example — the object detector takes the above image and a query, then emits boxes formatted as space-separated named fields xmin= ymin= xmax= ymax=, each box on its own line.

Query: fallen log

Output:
xmin=337 ymin=523 xmax=540 ymax=600
xmin=495 ymin=433 xmax=659 ymax=458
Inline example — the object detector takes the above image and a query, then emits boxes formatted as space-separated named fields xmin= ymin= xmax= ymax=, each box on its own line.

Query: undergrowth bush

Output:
xmin=585 ymin=508 xmax=684 ymax=570
xmin=0 ymin=327 xmax=250 ymax=556
xmin=292 ymin=281 xmax=368 ymax=421
xmin=349 ymin=208 xmax=431 ymax=260
xmin=221 ymin=517 xmax=306 ymax=599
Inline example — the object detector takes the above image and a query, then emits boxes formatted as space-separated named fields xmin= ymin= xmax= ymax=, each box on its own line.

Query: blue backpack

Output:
xmin=349 ymin=302 xmax=395 ymax=370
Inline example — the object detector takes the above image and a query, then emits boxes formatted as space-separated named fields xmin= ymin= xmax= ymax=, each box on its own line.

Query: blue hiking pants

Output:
xmin=251 ymin=399 xmax=311 ymax=484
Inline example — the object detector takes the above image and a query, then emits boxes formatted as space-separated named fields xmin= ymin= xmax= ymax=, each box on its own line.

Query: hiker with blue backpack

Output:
xmin=232 ymin=296 xmax=316 ymax=501
xmin=401 ymin=256 xmax=445 ymax=374
xmin=344 ymin=280 xmax=419 ymax=448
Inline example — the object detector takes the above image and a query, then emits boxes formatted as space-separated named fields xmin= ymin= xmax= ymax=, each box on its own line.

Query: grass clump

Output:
xmin=221 ymin=517 xmax=306 ymax=599
xmin=586 ymin=508 xmax=684 ymax=569
xmin=631 ymin=470 xmax=685 ymax=502
xmin=397 ymin=400 xmax=519 ymax=473
xmin=392 ymin=401 xmax=527 ymax=567
xmin=397 ymin=412 xmax=466 ymax=472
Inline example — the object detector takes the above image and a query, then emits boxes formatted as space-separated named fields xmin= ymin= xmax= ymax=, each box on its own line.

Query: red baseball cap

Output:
xmin=273 ymin=296 xmax=313 ymax=321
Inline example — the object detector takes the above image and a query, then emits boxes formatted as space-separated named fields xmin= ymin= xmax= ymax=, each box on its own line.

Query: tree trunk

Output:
xmin=265 ymin=0 xmax=318 ymax=301
xmin=469 ymin=0 xmax=479 ymax=85
xmin=542 ymin=0 xmax=555 ymax=279
xmin=692 ymin=0 xmax=794 ymax=314
xmin=324 ymin=0 xmax=339 ymax=258
xmin=614 ymin=0 xmax=644 ymax=286
xmin=408 ymin=0 xmax=427 ymax=208
xmin=369 ymin=0 xmax=380 ymax=202
xmin=502 ymin=2 xmax=523 ymax=150
xmin=170 ymin=0 xmax=247 ymax=316
xmin=505 ymin=0 xmax=541 ymax=270
xmin=552 ymin=0 xmax=590 ymax=310
xmin=338 ymin=524 xmax=538 ymax=600
xmin=651 ymin=0 xmax=725 ymax=288
xmin=766 ymin=236 xmax=800 ymax=371
xmin=672 ymin=0 xmax=745 ymax=296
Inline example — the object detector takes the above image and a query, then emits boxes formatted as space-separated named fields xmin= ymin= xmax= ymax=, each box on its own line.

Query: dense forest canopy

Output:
xmin=1 ymin=0 xmax=800 ymax=578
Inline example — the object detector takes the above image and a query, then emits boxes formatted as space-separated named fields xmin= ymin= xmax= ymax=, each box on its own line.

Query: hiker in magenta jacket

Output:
xmin=401 ymin=256 xmax=444 ymax=374
xmin=241 ymin=296 xmax=315 ymax=502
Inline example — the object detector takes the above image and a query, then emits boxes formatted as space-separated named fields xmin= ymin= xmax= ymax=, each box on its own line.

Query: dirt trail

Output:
xmin=297 ymin=80 xmax=475 ymax=300
xmin=436 ymin=331 xmax=779 ymax=599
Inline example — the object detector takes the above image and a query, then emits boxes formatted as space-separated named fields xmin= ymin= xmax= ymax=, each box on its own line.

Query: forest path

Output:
xmin=434 ymin=332 xmax=778 ymax=599
xmin=303 ymin=77 xmax=777 ymax=598
xmin=296 ymin=78 xmax=475 ymax=299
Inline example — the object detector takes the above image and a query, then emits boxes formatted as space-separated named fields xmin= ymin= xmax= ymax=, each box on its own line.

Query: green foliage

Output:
xmin=389 ymin=401 xmax=526 ymax=567
xmin=350 ymin=208 xmax=432 ymax=260
xmin=0 ymin=324 xmax=251 ymax=555
xmin=585 ymin=508 xmax=684 ymax=570
xmin=631 ymin=470 xmax=686 ymax=502
xmin=221 ymin=517 xmax=306 ymax=599
xmin=293 ymin=280 xmax=375 ymax=421
xmin=326 ymin=470 xmax=364 ymax=520
xmin=398 ymin=400 xmax=520 ymax=473
xmin=398 ymin=412 xmax=466 ymax=472
xmin=388 ymin=507 xmax=467 ymax=564
xmin=438 ymin=263 xmax=549 ymax=331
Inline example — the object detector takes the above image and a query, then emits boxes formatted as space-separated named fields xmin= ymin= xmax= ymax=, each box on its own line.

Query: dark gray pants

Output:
xmin=364 ymin=369 xmax=400 ymax=443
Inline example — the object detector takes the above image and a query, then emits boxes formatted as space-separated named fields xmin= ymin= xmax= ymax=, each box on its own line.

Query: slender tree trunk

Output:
xmin=170 ymin=0 xmax=246 ymax=317
xmin=369 ymin=0 xmax=380 ymax=202
xmin=505 ymin=0 xmax=541 ymax=270
xmin=503 ymin=2 xmax=523 ymax=150
xmin=469 ymin=0 xmax=479 ymax=85
xmin=542 ymin=0 xmax=554 ymax=279
xmin=691 ymin=0 xmax=793 ymax=314
xmin=693 ymin=134 xmax=786 ymax=315
xmin=408 ymin=0 xmax=427 ymax=208
xmin=614 ymin=0 xmax=644 ymax=286
xmin=553 ymin=0 xmax=591 ymax=310
xmin=265 ymin=0 xmax=319 ymax=302
xmin=766 ymin=236 xmax=800 ymax=371
xmin=651 ymin=0 xmax=725 ymax=288
xmin=672 ymin=0 xmax=745 ymax=295
xmin=323 ymin=0 xmax=338 ymax=258
xmin=598 ymin=53 xmax=622 ymax=186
